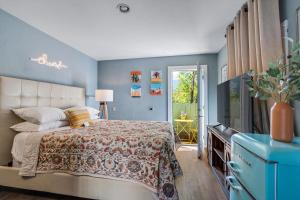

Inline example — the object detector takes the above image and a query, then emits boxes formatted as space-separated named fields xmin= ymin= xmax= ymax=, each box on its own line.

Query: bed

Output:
xmin=0 ymin=76 xmax=182 ymax=200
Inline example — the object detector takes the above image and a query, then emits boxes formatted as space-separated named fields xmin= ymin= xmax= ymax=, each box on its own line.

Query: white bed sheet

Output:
xmin=11 ymin=126 xmax=71 ymax=163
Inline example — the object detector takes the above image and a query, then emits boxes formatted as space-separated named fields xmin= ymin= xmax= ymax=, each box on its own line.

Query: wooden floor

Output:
xmin=176 ymin=148 xmax=226 ymax=200
xmin=0 ymin=148 xmax=225 ymax=200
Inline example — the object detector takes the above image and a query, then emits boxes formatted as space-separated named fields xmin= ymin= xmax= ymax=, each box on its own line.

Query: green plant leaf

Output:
xmin=296 ymin=80 xmax=300 ymax=88
xmin=291 ymin=92 xmax=300 ymax=101
xmin=287 ymin=75 xmax=300 ymax=85
xmin=258 ymin=78 xmax=273 ymax=90
xmin=249 ymin=90 xmax=256 ymax=97
xmin=268 ymin=62 xmax=277 ymax=69
xmin=245 ymin=43 xmax=300 ymax=103
xmin=255 ymin=91 xmax=271 ymax=100
xmin=266 ymin=67 xmax=280 ymax=77
xmin=246 ymin=80 xmax=254 ymax=88
xmin=279 ymin=85 xmax=289 ymax=94
xmin=292 ymin=43 xmax=300 ymax=53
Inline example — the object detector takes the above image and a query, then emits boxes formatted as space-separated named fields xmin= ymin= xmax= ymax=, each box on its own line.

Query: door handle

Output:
xmin=226 ymin=176 xmax=242 ymax=191
xmin=227 ymin=161 xmax=241 ymax=174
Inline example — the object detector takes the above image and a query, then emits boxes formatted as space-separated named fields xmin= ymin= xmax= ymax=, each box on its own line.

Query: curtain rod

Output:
xmin=224 ymin=1 xmax=248 ymax=38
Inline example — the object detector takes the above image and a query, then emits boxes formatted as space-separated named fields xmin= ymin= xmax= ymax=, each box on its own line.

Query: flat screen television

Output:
xmin=217 ymin=74 xmax=252 ymax=132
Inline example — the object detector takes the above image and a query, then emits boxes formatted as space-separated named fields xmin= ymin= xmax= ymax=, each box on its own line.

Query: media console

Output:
xmin=207 ymin=125 xmax=237 ymax=199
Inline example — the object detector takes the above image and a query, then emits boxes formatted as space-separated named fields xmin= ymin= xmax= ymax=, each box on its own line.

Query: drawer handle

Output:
xmin=226 ymin=176 xmax=242 ymax=191
xmin=227 ymin=161 xmax=241 ymax=173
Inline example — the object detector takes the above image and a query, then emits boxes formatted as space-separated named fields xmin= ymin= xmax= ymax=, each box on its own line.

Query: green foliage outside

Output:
xmin=173 ymin=71 xmax=198 ymax=103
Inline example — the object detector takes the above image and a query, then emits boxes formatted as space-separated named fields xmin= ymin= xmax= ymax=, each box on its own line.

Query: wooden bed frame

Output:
xmin=0 ymin=76 xmax=156 ymax=200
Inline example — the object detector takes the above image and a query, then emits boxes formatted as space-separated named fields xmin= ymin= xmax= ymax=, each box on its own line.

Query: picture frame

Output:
xmin=150 ymin=83 xmax=162 ymax=96
xmin=221 ymin=65 xmax=228 ymax=83
xmin=130 ymin=71 xmax=142 ymax=83
xmin=151 ymin=70 xmax=162 ymax=83
xmin=131 ymin=84 xmax=141 ymax=97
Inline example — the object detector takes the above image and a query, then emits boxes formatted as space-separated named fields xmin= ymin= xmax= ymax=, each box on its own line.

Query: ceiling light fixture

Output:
xmin=117 ymin=3 xmax=130 ymax=13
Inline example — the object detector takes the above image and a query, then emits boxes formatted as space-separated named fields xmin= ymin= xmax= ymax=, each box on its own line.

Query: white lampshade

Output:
xmin=95 ymin=89 xmax=113 ymax=102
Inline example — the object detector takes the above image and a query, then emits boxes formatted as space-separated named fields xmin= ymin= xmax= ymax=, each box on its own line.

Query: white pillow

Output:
xmin=10 ymin=120 xmax=69 ymax=132
xmin=65 ymin=106 xmax=99 ymax=119
xmin=12 ymin=107 xmax=67 ymax=124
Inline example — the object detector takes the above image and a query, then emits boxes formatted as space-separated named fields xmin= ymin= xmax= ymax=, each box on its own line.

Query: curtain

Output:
xmin=227 ymin=0 xmax=283 ymax=76
xmin=227 ymin=26 xmax=235 ymax=79
xmin=226 ymin=0 xmax=283 ymax=134
xmin=240 ymin=5 xmax=249 ymax=74
xmin=234 ymin=12 xmax=242 ymax=76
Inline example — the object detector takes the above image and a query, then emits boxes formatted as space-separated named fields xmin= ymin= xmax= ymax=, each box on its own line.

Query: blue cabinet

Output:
xmin=228 ymin=133 xmax=300 ymax=200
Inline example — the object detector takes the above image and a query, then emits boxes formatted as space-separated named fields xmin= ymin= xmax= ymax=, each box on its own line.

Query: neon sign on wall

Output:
xmin=30 ymin=54 xmax=68 ymax=70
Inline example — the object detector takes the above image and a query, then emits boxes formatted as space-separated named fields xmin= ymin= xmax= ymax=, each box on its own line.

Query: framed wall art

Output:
xmin=131 ymin=84 xmax=142 ymax=97
xmin=130 ymin=71 xmax=142 ymax=83
xmin=150 ymin=83 xmax=162 ymax=96
xmin=151 ymin=70 xmax=162 ymax=83
xmin=221 ymin=65 xmax=228 ymax=83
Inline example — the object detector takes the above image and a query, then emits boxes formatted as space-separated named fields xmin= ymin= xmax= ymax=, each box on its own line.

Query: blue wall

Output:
xmin=279 ymin=0 xmax=300 ymax=136
xmin=217 ymin=45 xmax=227 ymax=84
xmin=98 ymin=54 xmax=218 ymax=124
xmin=0 ymin=9 xmax=98 ymax=107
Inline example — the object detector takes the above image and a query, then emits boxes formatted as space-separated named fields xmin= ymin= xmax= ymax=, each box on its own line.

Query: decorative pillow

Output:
xmin=65 ymin=106 xmax=99 ymax=120
xmin=10 ymin=120 xmax=69 ymax=132
xmin=12 ymin=107 xmax=67 ymax=124
xmin=66 ymin=109 xmax=92 ymax=128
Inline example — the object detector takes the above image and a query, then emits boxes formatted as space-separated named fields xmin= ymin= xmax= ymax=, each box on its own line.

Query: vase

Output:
xmin=270 ymin=102 xmax=294 ymax=143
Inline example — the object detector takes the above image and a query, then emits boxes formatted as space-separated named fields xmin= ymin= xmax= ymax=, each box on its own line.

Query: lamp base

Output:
xmin=99 ymin=102 xmax=108 ymax=120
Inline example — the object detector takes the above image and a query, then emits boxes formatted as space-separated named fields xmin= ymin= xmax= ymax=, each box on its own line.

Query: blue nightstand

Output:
xmin=228 ymin=133 xmax=300 ymax=200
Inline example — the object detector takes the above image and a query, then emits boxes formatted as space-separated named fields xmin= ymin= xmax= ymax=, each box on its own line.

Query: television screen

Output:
xmin=217 ymin=74 xmax=252 ymax=132
xmin=217 ymin=81 xmax=230 ymax=127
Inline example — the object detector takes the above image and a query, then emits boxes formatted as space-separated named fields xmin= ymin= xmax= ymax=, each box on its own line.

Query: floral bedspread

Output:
xmin=21 ymin=120 xmax=182 ymax=200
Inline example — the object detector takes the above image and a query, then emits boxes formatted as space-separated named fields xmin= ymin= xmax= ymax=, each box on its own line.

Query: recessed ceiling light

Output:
xmin=117 ymin=3 xmax=130 ymax=13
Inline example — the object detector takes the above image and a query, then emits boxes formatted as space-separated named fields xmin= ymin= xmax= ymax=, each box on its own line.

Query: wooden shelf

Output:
xmin=207 ymin=125 xmax=233 ymax=200
xmin=212 ymin=166 xmax=225 ymax=183
xmin=214 ymin=148 xmax=225 ymax=163
xmin=212 ymin=167 xmax=229 ymax=199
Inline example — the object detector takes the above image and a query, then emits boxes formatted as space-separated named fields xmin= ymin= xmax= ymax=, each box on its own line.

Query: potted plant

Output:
xmin=180 ymin=111 xmax=187 ymax=120
xmin=247 ymin=44 xmax=300 ymax=142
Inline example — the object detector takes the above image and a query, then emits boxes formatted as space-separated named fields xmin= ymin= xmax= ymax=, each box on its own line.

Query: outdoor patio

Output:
xmin=173 ymin=103 xmax=198 ymax=144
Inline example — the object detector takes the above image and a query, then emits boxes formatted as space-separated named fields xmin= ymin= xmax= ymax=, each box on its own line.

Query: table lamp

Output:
xmin=95 ymin=89 xmax=113 ymax=120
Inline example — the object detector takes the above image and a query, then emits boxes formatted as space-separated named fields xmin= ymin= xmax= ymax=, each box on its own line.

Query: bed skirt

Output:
xmin=0 ymin=166 xmax=157 ymax=200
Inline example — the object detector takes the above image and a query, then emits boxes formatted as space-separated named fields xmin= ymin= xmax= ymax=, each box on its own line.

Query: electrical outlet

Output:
xmin=112 ymin=107 xmax=117 ymax=111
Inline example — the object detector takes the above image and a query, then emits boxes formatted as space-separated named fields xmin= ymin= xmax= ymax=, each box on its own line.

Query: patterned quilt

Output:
xmin=20 ymin=120 xmax=183 ymax=200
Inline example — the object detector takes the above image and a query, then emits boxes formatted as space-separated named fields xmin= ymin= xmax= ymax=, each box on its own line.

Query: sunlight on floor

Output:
xmin=177 ymin=145 xmax=198 ymax=152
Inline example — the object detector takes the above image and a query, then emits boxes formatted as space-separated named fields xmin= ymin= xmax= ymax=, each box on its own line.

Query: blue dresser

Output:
xmin=228 ymin=133 xmax=300 ymax=200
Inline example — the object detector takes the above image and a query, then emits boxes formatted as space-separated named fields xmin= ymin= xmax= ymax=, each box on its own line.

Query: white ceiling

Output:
xmin=0 ymin=0 xmax=245 ymax=60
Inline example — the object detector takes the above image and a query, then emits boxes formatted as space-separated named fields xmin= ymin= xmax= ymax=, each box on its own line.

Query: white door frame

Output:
xmin=167 ymin=65 xmax=197 ymax=122
xmin=168 ymin=65 xmax=208 ymax=156
xmin=198 ymin=65 xmax=208 ymax=156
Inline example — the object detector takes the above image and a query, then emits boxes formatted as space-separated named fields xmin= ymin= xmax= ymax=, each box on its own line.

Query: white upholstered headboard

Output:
xmin=0 ymin=76 xmax=85 ymax=165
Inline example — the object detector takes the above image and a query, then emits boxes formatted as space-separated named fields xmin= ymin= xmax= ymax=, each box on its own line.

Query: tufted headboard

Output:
xmin=0 ymin=76 xmax=85 ymax=165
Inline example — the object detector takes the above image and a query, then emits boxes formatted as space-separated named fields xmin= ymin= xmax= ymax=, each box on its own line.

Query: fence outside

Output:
xmin=172 ymin=103 xmax=198 ymax=143
xmin=172 ymin=103 xmax=198 ymax=127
